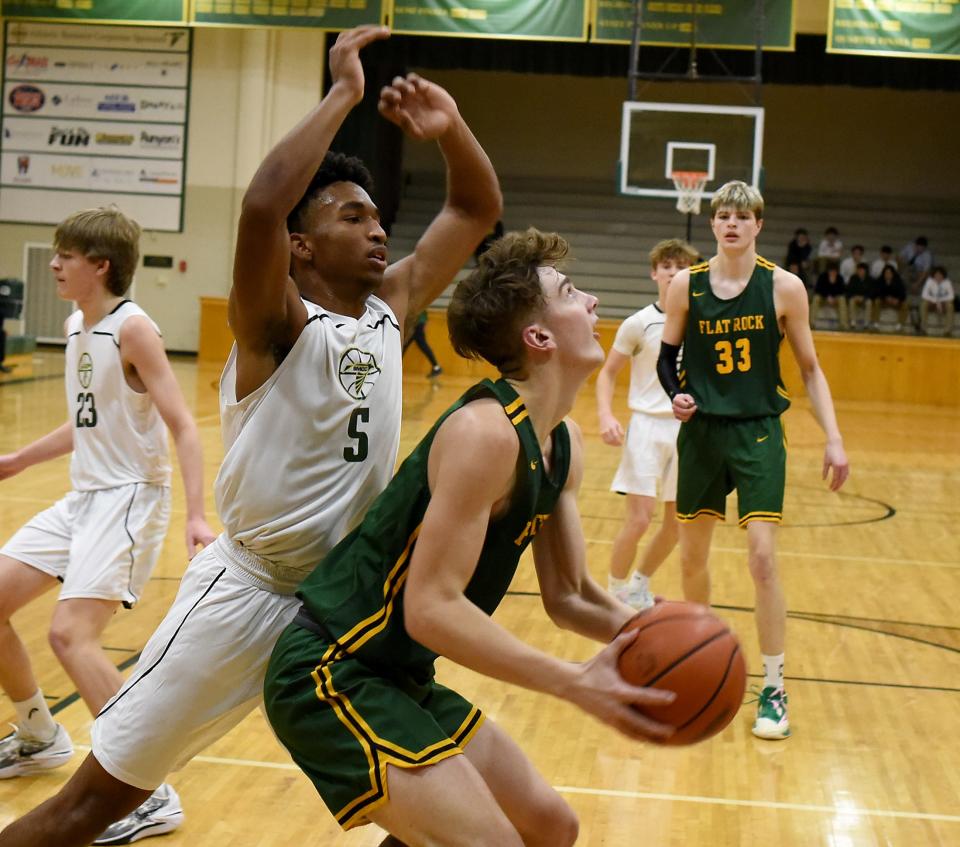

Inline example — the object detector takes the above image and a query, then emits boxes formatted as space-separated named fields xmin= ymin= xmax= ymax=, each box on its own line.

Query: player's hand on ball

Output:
xmin=566 ymin=630 xmax=676 ymax=742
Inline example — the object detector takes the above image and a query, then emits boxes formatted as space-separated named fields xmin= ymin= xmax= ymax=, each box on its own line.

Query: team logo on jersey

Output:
xmin=77 ymin=352 xmax=93 ymax=388
xmin=338 ymin=348 xmax=381 ymax=400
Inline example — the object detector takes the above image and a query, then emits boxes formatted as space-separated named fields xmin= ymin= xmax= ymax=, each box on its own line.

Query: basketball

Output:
xmin=618 ymin=601 xmax=746 ymax=746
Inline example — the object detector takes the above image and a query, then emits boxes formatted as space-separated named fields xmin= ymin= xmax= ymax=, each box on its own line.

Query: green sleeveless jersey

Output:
xmin=682 ymin=257 xmax=790 ymax=418
xmin=296 ymin=378 xmax=571 ymax=681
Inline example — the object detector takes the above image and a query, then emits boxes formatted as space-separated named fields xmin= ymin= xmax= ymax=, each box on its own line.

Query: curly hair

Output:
xmin=54 ymin=206 xmax=141 ymax=296
xmin=448 ymin=228 xmax=569 ymax=377
xmin=287 ymin=151 xmax=375 ymax=234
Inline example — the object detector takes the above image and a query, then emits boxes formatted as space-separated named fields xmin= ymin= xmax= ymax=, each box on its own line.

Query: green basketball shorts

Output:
xmin=264 ymin=621 xmax=484 ymax=831
xmin=676 ymin=413 xmax=786 ymax=527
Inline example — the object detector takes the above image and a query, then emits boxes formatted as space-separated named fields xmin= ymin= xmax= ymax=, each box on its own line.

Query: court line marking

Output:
xmin=68 ymin=745 xmax=960 ymax=825
xmin=586 ymin=537 xmax=960 ymax=569
xmin=555 ymin=786 xmax=960 ymax=824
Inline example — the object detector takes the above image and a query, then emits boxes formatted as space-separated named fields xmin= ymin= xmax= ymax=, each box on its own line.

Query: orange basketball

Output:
xmin=618 ymin=600 xmax=746 ymax=746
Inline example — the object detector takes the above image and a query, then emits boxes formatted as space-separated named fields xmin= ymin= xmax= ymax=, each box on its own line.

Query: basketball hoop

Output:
xmin=671 ymin=170 xmax=709 ymax=215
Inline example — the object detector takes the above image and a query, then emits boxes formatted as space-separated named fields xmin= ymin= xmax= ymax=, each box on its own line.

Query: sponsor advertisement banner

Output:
xmin=193 ymin=0 xmax=386 ymax=29
xmin=828 ymin=0 xmax=960 ymax=59
xmin=391 ymin=0 xmax=589 ymax=40
xmin=4 ymin=82 xmax=187 ymax=122
xmin=2 ymin=152 xmax=183 ymax=194
xmin=0 ymin=1 xmax=187 ymax=23
xmin=2 ymin=22 xmax=190 ymax=231
xmin=592 ymin=0 xmax=794 ymax=50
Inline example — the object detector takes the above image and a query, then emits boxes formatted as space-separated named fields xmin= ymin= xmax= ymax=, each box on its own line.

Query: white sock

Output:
xmin=13 ymin=690 xmax=57 ymax=741
xmin=629 ymin=572 xmax=650 ymax=591
xmin=762 ymin=654 xmax=785 ymax=690
xmin=608 ymin=575 xmax=628 ymax=592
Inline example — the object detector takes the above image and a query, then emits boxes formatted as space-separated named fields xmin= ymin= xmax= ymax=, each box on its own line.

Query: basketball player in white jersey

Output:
xmin=595 ymin=239 xmax=698 ymax=609
xmin=0 ymin=207 xmax=215 ymax=781
xmin=0 ymin=24 xmax=501 ymax=847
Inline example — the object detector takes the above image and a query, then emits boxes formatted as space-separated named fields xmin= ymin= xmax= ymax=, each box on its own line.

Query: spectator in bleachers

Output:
xmin=870 ymin=245 xmax=897 ymax=280
xmin=845 ymin=262 xmax=873 ymax=331
xmin=0 ymin=324 xmax=11 ymax=373
xmin=919 ymin=266 xmax=955 ymax=335
xmin=872 ymin=265 xmax=909 ymax=331
xmin=899 ymin=236 xmax=933 ymax=295
xmin=815 ymin=227 xmax=843 ymax=275
xmin=785 ymin=228 xmax=813 ymax=288
xmin=840 ymin=245 xmax=864 ymax=283
xmin=811 ymin=262 xmax=849 ymax=330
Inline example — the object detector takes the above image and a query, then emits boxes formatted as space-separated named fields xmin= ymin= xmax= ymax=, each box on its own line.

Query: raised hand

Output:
xmin=328 ymin=24 xmax=390 ymax=103
xmin=378 ymin=73 xmax=459 ymax=141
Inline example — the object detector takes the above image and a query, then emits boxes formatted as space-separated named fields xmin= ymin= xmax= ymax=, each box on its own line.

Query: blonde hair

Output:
xmin=709 ymin=181 xmax=764 ymax=220
xmin=649 ymin=238 xmax=699 ymax=270
xmin=54 ymin=207 xmax=141 ymax=296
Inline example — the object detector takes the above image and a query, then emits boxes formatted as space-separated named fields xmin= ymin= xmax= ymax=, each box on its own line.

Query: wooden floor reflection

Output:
xmin=1 ymin=351 xmax=958 ymax=846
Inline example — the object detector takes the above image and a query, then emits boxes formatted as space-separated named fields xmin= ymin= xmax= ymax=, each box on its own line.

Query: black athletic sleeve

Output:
xmin=657 ymin=341 xmax=683 ymax=399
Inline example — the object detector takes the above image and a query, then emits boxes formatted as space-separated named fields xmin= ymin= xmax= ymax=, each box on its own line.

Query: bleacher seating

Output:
xmin=387 ymin=173 xmax=960 ymax=332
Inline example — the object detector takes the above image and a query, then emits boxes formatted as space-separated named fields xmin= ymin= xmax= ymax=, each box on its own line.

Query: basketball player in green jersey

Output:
xmin=265 ymin=229 xmax=675 ymax=846
xmin=656 ymin=181 xmax=849 ymax=740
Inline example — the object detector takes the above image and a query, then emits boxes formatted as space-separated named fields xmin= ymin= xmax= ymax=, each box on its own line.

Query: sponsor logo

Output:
xmin=51 ymin=163 xmax=84 ymax=179
xmin=140 ymin=130 xmax=180 ymax=149
xmin=53 ymin=60 xmax=95 ymax=71
xmin=138 ymin=167 xmax=179 ymax=186
xmin=17 ymin=155 xmax=30 ymax=175
xmin=756 ymin=435 xmax=769 ymax=443
xmin=98 ymin=94 xmax=136 ymax=113
xmin=139 ymin=99 xmax=184 ymax=113
xmin=8 ymin=84 xmax=45 ymax=113
xmin=78 ymin=353 xmax=93 ymax=389
xmin=90 ymin=166 xmax=136 ymax=185
xmin=338 ymin=348 xmax=381 ymax=400
xmin=692 ymin=290 xmax=706 ymax=297
xmin=48 ymin=126 xmax=90 ymax=147
xmin=95 ymin=132 xmax=135 ymax=146
xmin=6 ymin=53 xmax=48 ymax=71
xmin=51 ymin=93 xmax=95 ymax=110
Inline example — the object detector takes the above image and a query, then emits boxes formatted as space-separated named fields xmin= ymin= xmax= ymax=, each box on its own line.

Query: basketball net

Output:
xmin=671 ymin=170 xmax=709 ymax=215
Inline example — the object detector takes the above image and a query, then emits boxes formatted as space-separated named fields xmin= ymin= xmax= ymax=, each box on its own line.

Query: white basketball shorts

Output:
xmin=1 ymin=483 xmax=170 ymax=607
xmin=91 ymin=535 xmax=301 ymax=790
xmin=610 ymin=413 xmax=680 ymax=501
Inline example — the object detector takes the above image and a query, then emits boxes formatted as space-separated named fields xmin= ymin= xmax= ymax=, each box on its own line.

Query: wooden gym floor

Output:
xmin=1 ymin=349 xmax=958 ymax=846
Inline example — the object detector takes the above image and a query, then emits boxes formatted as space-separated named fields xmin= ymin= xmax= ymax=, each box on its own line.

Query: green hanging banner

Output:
xmin=192 ymin=0 xmax=386 ymax=30
xmin=828 ymin=0 xmax=960 ymax=60
xmin=0 ymin=0 xmax=187 ymax=23
xmin=592 ymin=0 xmax=795 ymax=51
xmin=391 ymin=0 xmax=589 ymax=41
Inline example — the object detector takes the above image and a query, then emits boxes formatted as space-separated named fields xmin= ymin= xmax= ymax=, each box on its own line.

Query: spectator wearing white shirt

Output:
xmin=840 ymin=245 xmax=864 ymax=283
xmin=919 ymin=266 xmax=954 ymax=335
xmin=815 ymin=227 xmax=843 ymax=274
xmin=870 ymin=245 xmax=897 ymax=280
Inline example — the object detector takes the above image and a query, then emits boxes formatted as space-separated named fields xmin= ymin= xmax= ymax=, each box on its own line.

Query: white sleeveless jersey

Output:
xmin=215 ymin=294 xmax=403 ymax=577
xmin=65 ymin=301 xmax=172 ymax=491
xmin=611 ymin=303 xmax=674 ymax=417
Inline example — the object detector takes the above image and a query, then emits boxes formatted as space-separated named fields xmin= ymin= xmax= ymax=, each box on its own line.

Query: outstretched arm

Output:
xmin=230 ymin=25 xmax=390 ymax=397
xmin=776 ymin=267 xmax=849 ymax=491
xmin=121 ymin=318 xmax=216 ymax=557
xmin=404 ymin=404 xmax=673 ymax=742
xmin=0 ymin=423 xmax=72 ymax=481
xmin=378 ymin=74 xmax=501 ymax=329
